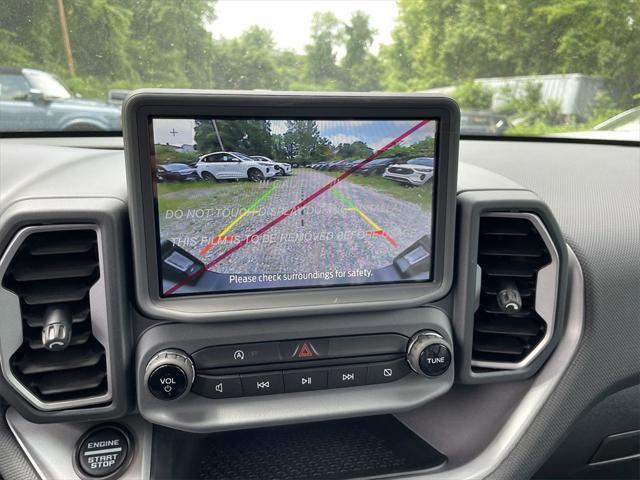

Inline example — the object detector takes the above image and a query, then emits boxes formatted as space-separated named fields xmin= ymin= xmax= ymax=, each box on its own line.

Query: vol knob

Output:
xmin=407 ymin=331 xmax=452 ymax=377
xmin=144 ymin=349 xmax=195 ymax=400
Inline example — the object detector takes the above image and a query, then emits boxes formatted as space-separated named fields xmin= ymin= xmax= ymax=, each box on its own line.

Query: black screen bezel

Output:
xmin=124 ymin=91 xmax=459 ymax=322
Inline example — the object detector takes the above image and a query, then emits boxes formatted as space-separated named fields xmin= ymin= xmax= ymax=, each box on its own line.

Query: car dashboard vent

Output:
xmin=1 ymin=229 xmax=108 ymax=404
xmin=472 ymin=213 xmax=558 ymax=370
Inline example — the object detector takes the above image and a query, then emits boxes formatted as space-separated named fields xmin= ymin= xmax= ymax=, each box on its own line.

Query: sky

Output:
xmin=153 ymin=119 xmax=436 ymax=151
xmin=207 ymin=0 xmax=398 ymax=54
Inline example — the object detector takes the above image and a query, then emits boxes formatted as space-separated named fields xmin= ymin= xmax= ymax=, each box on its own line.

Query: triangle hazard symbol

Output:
xmin=297 ymin=342 xmax=314 ymax=358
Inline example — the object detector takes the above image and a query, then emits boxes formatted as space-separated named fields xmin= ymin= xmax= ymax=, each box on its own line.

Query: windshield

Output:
xmin=164 ymin=163 xmax=191 ymax=171
xmin=23 ymin=70 xmax=71 ymax=100
xmin=0 ymin=0 xmax=638 ymax=140
xmin=233 ymin=152 xmax=257 ymax=162
xmin=407 ymin=158 xmax=434 ymax=167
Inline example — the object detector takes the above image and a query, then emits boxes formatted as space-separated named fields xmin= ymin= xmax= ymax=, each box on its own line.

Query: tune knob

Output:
xmin=144 ymin=349 xmax=195 ymax=400
xmin=406 ymin=331 xmax=452 ymax=377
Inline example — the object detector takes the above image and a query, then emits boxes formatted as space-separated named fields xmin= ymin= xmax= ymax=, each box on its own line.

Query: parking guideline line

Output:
xmin=347 ymin=208 xmax=384 ymax=232
xmin=199 ymin=184 xmax=277 ymax=256
xmin=164 ymin=119 xmax=430 ymax=295
xmin=333 ymin=189 xmax=357 ymax=209
xmin=333 ymin=190 xmax=395 ymax=246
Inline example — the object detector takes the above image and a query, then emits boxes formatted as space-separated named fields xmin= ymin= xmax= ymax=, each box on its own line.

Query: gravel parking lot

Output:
xmin=158 ymin=169 xmax=432 ymax=279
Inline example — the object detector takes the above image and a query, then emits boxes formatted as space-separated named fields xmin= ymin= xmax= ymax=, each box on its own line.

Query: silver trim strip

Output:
xmin=0 ymin=225 xmax=112 ymax=410
xmin=471 ymin=212 xmax=560 ymax=370
xmin=5 ymin=413 xmax=45 ymax=480
xmin=398 ymin=246 xmax=584 ymax=479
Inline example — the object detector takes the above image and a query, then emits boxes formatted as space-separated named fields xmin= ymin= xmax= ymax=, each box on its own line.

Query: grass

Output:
xmin=154 ymin=144 xmax=200 ymax=164
xmin=157 ymin=179 xmax=274 ymax=215
xmin=321 ymin=170 xmax=433 ymax=209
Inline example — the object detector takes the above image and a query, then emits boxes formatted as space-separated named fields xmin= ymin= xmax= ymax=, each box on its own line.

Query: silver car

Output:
xmin=382 ymin=157 xmax=435 ymax=186
xmin=0 ymin=67 xmax=121 ymax=131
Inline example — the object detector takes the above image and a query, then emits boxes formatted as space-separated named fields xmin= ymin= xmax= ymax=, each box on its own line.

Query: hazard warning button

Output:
xmin=279 ymin=339 xmax=329 ymax=361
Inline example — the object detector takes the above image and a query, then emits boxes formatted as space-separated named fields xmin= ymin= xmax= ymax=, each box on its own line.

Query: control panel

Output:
xmin=135 ymin=308 xmax=455 ymax=432
xmin=144 ymin=333 xmax=451 ymax=401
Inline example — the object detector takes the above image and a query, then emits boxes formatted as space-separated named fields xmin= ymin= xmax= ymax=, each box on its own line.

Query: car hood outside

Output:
xmin=51 ymin=98 xmax=121 ymax=114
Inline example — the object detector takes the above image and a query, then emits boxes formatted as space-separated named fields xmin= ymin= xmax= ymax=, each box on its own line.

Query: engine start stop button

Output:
xmin=76 ymin=425 xmax=131 ymax=478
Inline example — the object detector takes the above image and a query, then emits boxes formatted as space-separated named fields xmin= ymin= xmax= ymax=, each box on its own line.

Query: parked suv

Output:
xmin=383 ymin=157 xmax=435 ymax=186
xmin=0 ymin=67 xmax=121 ymax=131
xmin=355 ymin=157 xmax=397 ymax=176
xmin=251 ymin=155 xmax=292 ymax=175
xmin=195 ymin=151 xmax=276 ymax=181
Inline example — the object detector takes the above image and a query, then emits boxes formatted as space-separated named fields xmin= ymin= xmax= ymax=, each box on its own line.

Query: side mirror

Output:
xmin=29 ymin=88 xmax=45 ymax=103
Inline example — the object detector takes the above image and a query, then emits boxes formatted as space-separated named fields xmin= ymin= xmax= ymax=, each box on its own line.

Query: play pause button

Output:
xmin=283 ymin=369 xmax=328 ymax=392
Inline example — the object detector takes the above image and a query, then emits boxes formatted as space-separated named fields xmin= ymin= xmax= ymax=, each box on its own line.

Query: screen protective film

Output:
xmin=152 ymin=118 xmax=438 ymax=297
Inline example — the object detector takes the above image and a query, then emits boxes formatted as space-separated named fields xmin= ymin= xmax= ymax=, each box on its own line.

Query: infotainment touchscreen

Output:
xmin=151 ymin=117 xmax=439 ymax=297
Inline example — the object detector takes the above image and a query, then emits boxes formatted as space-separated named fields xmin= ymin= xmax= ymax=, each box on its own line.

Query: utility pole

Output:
xmin=56 ymin=0 xmax=76 ymax=76
xmin=212 ymin=120 xmax=225 ymax=151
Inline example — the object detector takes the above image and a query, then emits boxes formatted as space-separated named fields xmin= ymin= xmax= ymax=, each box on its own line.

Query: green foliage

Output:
xmin=335 ymin=141 xmax=373 ymax=159
xmin=383 ymin=0 xmax=640 ymax=109
xmin=0 ymin=29 xmax=34 ymax=66
xmin=276 ymin=121 xmax=331 ymax=165
xmin=194 ymin=119 xmax=273 ymax=156
xmin=323 ymin=171 xmax=433 ymax=207
xmin=0 ymin=0 xmax=638 ymax=137
xmin=452 ymin=81 xmax=494 ymax=110
xmin=303 ymin=12 xmax=342 ymax=88
xmin=385 ymin=138 xmax=436 ymax=160
xmin=498 ymin=82 xmax=564 ymax=126
xmin=210 ymin=27 xmax=288 ymax=90
xmin=340 ymin=11 xmax=382 ymax=91
xmin=154 ymin=144 xmax=200 ymax=164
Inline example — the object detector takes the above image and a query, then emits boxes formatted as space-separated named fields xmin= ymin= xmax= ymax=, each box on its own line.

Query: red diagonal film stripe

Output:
xmin=163 ymin=119 xmax=430 ymax=295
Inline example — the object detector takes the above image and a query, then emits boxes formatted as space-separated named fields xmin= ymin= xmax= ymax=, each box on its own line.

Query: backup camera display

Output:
xmin=151 ymin=117 xmax=438 ymax=297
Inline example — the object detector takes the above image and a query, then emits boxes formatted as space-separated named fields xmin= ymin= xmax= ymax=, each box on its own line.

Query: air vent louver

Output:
xmin=1 ymin=229 xmax=108 ymax=403
xmin=472 ymin=215 xmax=552 ymax=369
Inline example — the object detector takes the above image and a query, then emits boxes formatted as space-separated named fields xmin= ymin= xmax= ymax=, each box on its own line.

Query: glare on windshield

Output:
xmin=24 ymin=71 xmax=71 ymax=100
xmin=0 ymin=0 xmax=638 ymax=140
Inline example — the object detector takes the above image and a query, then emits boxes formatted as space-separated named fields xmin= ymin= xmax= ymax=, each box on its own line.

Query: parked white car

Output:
xmin=251 ymin=155 xmax=292 ymax=175
xmin=195 ymin=151 xmax=276 ymax=181
xmin=382 ymin=157 xmax=434 ymax=186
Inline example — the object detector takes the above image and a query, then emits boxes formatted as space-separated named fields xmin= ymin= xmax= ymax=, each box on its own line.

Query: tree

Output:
xmin=381 ymin=0 xmax=640 ymax=107
xmin=340 ymin=11 xmax=381 ymax=91
xmin=275 ymin=121 xmax=330 ymax=165
xmin=194 ymin=119 xmax=273 ymax=156
xmin=303 ymin=12 xmax=341 ymax=88
xmin=65 ymin=0 xmax=135 ymax=80
xmin=0 ymin=0 xmax=66 ymax=73
xmin=211 ymin=26 xmax=286 ymax=90
xmin=535 ymin=0 xmax=640 ymax=105
xmin=335 ymin=141 xmax=373 ymax=159
xmin=452 ymin=81 xmax=494 ymax=110
xmin=124 ymin=0 xmax=216 ymax=88
xmin=384 ymin=137 xmax=435 ymax=159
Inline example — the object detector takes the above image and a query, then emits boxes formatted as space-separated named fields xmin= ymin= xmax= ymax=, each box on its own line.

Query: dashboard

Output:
xmin=0 ymin=93 xmax=638 ymax=480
